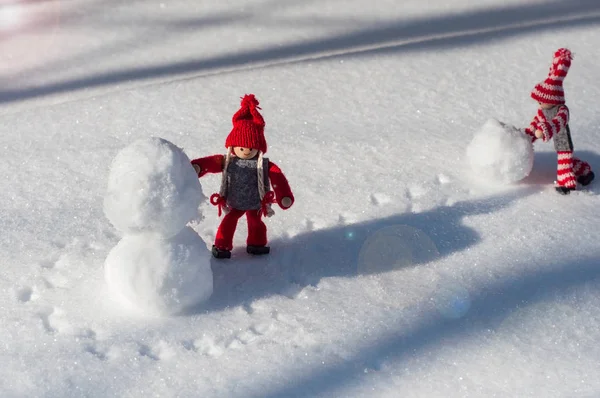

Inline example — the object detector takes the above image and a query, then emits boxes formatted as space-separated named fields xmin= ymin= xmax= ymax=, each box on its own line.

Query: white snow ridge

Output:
xmin=103 ymin=137 xmax=213 ymax=316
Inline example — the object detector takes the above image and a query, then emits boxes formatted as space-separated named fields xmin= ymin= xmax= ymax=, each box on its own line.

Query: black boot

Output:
xmin=577 ymin=171 xmax=595 ymax=186
xmin=212 ymin=245 xmax=231 ymax=259
xmin=555 ymin=186 xmax=576 ymax=195
xmin=246 ymin=245 xmax=270 ymax=255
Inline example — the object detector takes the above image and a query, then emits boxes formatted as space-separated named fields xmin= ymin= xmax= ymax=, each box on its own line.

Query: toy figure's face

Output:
xmin=233 ymin=147 xmax=259 ymax=159
xmin=538 ymin=102 xmax=555 ymax=110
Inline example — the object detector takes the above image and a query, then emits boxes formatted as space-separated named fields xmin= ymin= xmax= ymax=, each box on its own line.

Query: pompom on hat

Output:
xmin=531 ymin=48 xmax=573 ymax=106
xmin=225 ymin=94 xmax=267 ymax=153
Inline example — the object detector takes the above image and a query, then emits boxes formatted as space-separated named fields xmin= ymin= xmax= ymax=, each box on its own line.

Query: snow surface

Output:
xmin=3 ymin=0 xmax=600 ymax=397
xmin=466 ymin=119 xmax=534 ymax=184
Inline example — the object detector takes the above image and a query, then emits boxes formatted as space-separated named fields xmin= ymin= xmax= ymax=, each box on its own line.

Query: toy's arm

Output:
xmin=537 ymin=106 xmax=569 ymax=142
xmin=268 ymin=161 xmax=294 ymax=209
xmin=190 ymin=154 xmax=225 ymax=177
xmin=523 ymin=116 xmax=540 ymax=142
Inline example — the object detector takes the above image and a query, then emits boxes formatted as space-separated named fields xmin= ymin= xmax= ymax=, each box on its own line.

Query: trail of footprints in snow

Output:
xmin=199 ymin=173 xmax=455 ymax=244
xmin=14 ymin=252 xmax=65 ymax=304
xmin=20 ymin=238 xmax=90 ymax=301
xmin=74 ymin=315 xmax=282 ymax=362
xmin=370 ymin=192 xmax=392 ymax=206
xmin=183 ymin=322 xmax=273 ymax=358
xmin=181 ymin=308 xmax=305 ymax=358
xmin=16 ymin=286 xmax=34 ymax=303
xmin=15 ymin=174 xmax=447 ymax=363
xmin=33 ymin=241 xmax=121 ymax=362
xmin=17 ymin=238 xmax=293 ymax=363
xmin=24 ymin=178 xmax=454 ymax=363
xmin=13 ymin=237 xmax=110 ymax=364
xmin=15 ymin=235 xmax=290 ymax=364
xmin=367 ymin=173 xmax=454 ymax=212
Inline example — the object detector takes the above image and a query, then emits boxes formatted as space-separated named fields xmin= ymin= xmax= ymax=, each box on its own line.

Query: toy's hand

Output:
xmin=192 ymin=164 xmax=201 ymax=176
xmin=280 ymin=197 xmax=293 ymax=209
xmin=190 ymin=155 xmax=225 ymax=178
xmin=535 ymin=129 xmax=544 ymax=139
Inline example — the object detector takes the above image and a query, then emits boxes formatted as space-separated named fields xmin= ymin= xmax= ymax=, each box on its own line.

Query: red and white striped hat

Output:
xmin=531 ymin=48 xmax=573 ymax=105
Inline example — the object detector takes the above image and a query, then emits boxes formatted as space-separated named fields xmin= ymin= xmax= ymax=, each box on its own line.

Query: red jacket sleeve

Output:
xmin=268 ymin=161 xmax=294 ymax=209
xmin=190 ymin=154 xmax=224 ymax=177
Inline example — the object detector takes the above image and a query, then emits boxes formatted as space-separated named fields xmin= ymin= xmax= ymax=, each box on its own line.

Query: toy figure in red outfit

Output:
xmin=524 ymin=48 xmax=594 ymax=195
xmin=191 ymin=94 xmax=294 ymax=259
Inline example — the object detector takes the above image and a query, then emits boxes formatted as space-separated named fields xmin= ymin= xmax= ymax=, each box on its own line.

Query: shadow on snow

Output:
xmin=249 ymin=253 xmax=600 ymax=398
xmin=2 ymin=0 xmax=600 ymax=103
xmin=199 ymin=186 xmax=538 ymax=313
xmin=521 ymin=149 xmax=600 ymax=193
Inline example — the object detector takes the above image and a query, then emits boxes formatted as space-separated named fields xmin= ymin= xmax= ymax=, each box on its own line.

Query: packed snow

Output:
xmin=103 ymin=137 xmax=212 ymax=315
xmin=466 ymin=118 xmax=534 ymax=184
xmin=103 ymin=137 xmax=205 ymax=238
xmin=2 ymin=0 xmax=600 ymax=397
xmin=105 ymin=227 xmax=213 ymax=316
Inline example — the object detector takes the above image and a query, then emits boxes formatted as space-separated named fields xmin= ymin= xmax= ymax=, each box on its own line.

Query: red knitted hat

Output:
xmin=225 ymin=94 xmax=267 ymax=153
xmin=531 ymin=48 xmax=573 ymax=105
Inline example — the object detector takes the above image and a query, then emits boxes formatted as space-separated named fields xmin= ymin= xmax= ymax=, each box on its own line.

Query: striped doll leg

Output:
xmin=573 ymin=157 xmax=591 ymax=177
xmin=556 ymin=151 xmax=577 ymax=191
xmin=573 ymin=157 xmax=595 ymax=186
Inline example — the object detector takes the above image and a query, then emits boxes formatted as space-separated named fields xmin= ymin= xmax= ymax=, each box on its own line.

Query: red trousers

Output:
xmin=214 ymin=208 xmax=267 ymax=250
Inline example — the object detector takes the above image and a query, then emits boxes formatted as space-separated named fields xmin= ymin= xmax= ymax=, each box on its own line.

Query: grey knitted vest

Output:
xmin=540 ymin=105 xmax=573 ymax=152
xmin=225 ymin=157 xmax=269 ymax=210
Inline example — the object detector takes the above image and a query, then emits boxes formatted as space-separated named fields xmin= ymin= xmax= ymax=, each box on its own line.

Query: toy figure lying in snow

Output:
xmin=524 ymin=48 xmax=595 ymax=195
xmin=191 ymin=94 xmax=294 ymax=259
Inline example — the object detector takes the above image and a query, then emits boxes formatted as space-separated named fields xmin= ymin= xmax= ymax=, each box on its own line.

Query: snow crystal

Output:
xmin=103 ymin=137 xmax=205 ymax=238
xmin=466 ymin=119 xmax=534 ymax=184
xmin=104 ymin=227 xmax=213 ymax=316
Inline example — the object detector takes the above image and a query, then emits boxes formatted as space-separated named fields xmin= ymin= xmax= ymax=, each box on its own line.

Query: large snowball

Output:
xmin=104 ymin=137 xmax=204 ymax=237
xmin=466 ymin=119 xmax=534 ymax=184
xmin=105 ymin=227 xmax=213 ymax=315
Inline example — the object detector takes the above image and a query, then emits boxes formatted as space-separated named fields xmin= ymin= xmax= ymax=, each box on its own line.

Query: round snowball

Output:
xmin=466 ymin=119 xmax=534 ymax=184
xmin=105 ymin=227 xmax=213 ymax=316
xmin=104 ymin=137 xmax=204 ymax=237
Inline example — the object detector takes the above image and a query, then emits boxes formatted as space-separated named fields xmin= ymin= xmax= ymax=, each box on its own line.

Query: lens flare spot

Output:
xmin=357 ymin=225 xmax=439 ymax=275
xmin=344 ymin=230 xmax=356 ymax=240
xmin=434 ymin=283 xmax=471 ymax=319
